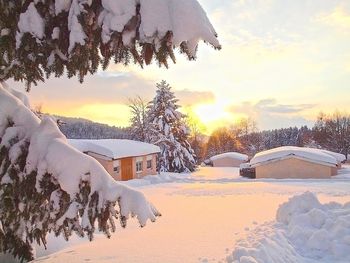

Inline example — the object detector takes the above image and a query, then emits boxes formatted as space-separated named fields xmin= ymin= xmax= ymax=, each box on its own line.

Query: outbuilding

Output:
xmin=249 ymin=146 xmax=339 ymax=179
xmin=210 ymin=152 xmax=249 ymax=167
xmin=69 ymin=139 xmax=160 ymax=181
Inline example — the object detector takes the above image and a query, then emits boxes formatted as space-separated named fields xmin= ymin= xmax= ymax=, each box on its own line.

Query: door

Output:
xmin=121 ymin=158 xmax=133 ymax=181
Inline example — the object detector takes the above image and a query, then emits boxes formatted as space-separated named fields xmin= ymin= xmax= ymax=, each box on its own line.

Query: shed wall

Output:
xmin=88 ymin=152 xmax=157 ymax=181
xmin=255 ymin=158 xmax=332 ymax=179
xmin=212 ymin=157 xmax=245 ymax=167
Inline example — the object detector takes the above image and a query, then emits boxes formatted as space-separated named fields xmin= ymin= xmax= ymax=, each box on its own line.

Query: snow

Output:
xmin=98 ymin=0 xmax=220 ymax=54
xmin=55 ymin=0 xmax=72 ymax=15
xmin=16 ymin=3 xmax=44 ymax=48
xmin=250 ymin=146 xmax=338 ymax=167
xmin=67 ymin=0 xmax=87 ymax=53
xmin=319 ymin=149 xmax=346 ymax=164
xmin=210 ymin=152 xmax=249 ymax=162
xmin=228 ymin=192 xmax=350 ymax=263
xmin=68 ymin=139 xmax=160 ymax=159
xmin=31 ymin=166 xmax=350 ymax=263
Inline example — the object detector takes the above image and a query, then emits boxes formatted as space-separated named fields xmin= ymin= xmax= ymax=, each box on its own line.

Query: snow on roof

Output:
xmin=69 ymin=139 xmax=160 ymax=160
xmin=319 ymin=149 xmax=346 ymax=164
xmin=250 ymin=146 xmax=338 ymax=167
xmin=210 ymin=152 xmax=248 ymax=162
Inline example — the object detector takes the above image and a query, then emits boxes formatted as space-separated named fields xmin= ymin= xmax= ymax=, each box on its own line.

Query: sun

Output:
xmin=193 ymin=103 xmax=229 ymax=124
xmin=189 ymin=101 xmax=247 ymax=134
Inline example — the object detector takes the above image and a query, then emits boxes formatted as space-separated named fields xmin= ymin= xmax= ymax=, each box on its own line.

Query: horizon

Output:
xmin=9 ymin=0 xmax=350 ymax=134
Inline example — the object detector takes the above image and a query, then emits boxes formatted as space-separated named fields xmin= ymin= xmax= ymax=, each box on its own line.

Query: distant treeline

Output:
xmin=189 ymin=112 xmax=350 ymax=163
xmin=55 ymin=111 xmax=350 ymax=164
xmin=56 ymin=116 xmax=131 ymax=140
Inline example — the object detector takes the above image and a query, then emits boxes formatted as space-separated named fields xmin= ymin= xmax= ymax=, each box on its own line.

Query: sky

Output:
xmin=9 ymin=0 xmax=350 ymax=134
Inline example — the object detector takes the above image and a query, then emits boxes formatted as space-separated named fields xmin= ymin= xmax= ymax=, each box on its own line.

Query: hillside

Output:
xmin=55 ymin=115 xmax=131 ymax=140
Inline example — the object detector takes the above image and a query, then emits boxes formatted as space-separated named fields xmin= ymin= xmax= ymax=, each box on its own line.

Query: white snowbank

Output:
xmin=227 ymin=192 xmax=350 ymax=263
xmin=250 ymin=146 xmax=337 ymax=167
xmin=210 ymin=152 xmax=249 ymax=162
xmin=69 ymin=139 xmax=160 ymax=159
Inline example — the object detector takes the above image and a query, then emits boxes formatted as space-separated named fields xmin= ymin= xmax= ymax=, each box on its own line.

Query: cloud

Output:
xmin=8 ymin=72 xmax=155 ymax=108
xmin=254 ymin=98 xmax=316 ymax=114
xmin=230 ymin=98 xmax=316 ymax=129
xmin=174 ymin=89 xmax=215 ymax=106
xmin=315 ymin=5 xmax=350 ymax=33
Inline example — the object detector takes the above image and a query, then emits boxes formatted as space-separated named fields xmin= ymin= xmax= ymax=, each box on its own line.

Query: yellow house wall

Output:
xmin=133 ymin=154 xmax=158 ymax=179
xmin=212 ymin=157 xmax=245 ymax=167
xmin=331 ymin=167 xmax=338 ymax=176
xmin=88 ymin=154 xmax=121 ymax=181
xmin=255 ymin=157 xmax=333 ymax=179
xmin=88 ymin=152 xmax=158 ymax=181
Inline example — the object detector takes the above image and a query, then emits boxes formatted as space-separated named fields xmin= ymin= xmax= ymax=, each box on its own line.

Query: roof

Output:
xmin=68 ymin=139 xmax=160 ymax=160
xmin=250 ymin=146 xmax=338 ymax=168
xmin=319 ymin=149 xmax=346 ymax=164
xmin=210 ymin=152 xmax=249 ymax=162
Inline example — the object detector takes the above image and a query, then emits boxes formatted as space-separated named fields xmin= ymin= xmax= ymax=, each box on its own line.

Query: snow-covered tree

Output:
xmin=0 ymin=0 xmax=220 ymax=90
xmin=0 ymin=1 xmax=220 ymax=261
xmin=147 ymin=80 xmax=196 ymax=173
xmin=0 ymin=83 xmax=161 ymax=261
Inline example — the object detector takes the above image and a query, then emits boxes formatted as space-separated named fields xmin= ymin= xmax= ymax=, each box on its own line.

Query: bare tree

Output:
xmin=129 ymin=96 xmax=149 ymax=142
xmin=313 ymin=111 xmax=350 ymax=158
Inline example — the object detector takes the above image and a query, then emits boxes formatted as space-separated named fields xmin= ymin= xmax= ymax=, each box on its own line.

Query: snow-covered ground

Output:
xmin=32 ymin=166 xmax=350 ymax=263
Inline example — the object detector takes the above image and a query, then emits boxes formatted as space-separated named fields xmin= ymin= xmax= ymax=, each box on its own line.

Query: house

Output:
xmin=210 ymin=152 xmax=249 ymax=167
xmin=69 ymin=139 xmax=160 ymax=181
xmin=248 ymin=146 xmax=339 ymax=179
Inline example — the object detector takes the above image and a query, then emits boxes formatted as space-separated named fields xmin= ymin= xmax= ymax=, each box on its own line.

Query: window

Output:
xmin=136 ymin=161 xmax=143 ymax=173
xmin=147 ymin=160 xmax=152 ymax=169
xmin=113 ymin=160 xmax=120 ymax=173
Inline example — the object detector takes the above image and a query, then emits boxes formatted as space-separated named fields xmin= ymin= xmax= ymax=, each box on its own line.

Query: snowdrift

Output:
xmin=227 ymin=192 xmax=350 ymax=263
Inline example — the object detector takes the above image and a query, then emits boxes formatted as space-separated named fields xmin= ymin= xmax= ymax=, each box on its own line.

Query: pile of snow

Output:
xmin=239 ymin=163 xmax=251 ymax=169
xmin=227 ymin=192 xmax=350 ymax=263
xmin=69 ymin=139 xmax=160 ymax=159
xmin=210 ymin=152 xmax=249 ymax=162
xmin=250 ymin=146 xmax=338 ymax=167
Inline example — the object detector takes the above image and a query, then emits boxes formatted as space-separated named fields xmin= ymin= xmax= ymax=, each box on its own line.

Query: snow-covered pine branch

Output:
xmin=147 ymin=80 xmax=196 ymax=173
xmin=0 ymin=0 xmax=220 ymax=89
xmin=0 ymin=82 xmax=160 ymax=262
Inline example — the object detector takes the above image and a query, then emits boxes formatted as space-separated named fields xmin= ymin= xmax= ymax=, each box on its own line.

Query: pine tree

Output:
xmin=0 ymin=83 xmax=161 ymax=262
xmin=0 ymin=1 xmax=220 ymax=261
xmin=147 ymin=80 xmax=196 ymax=173
xmin=0 ymin=0 xmax=220 ymax=90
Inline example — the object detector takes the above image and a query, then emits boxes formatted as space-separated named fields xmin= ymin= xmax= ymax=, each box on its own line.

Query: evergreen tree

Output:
xmin=0 ymin=0 xmax=220 ymax=90
xmin=147 ymin=80 xmax=196 ymax=173
xmin=0 ymin=1 xmax=220 ymax=261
